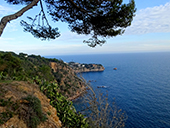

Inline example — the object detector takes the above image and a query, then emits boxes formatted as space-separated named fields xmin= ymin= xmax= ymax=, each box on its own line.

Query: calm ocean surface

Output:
xmin=48 ymin=52 xmax=170 ymax=128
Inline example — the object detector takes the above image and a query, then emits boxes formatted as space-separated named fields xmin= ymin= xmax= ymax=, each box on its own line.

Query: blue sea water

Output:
xmin=48 ymin=52 xmax=170 ymax=128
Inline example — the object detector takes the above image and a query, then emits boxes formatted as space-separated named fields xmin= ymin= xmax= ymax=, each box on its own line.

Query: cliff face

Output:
xmin=50 ymin=62 xmax=87 ymax=100
xmin=68 ymin=62 xmax=105 ymax=73
xmin=0 ymin=81 xmax=62 ymax=128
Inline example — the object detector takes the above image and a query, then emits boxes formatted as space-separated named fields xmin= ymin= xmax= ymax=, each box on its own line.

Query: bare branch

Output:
xmin=39 ymin=0 xmax=50 ymax=26
xmin=0 ymin=0 xmax=40 ymax=37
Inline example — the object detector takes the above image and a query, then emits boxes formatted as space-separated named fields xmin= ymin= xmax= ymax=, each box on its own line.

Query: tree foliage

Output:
xmin=1 ymin=0 xmax=136 ymax=47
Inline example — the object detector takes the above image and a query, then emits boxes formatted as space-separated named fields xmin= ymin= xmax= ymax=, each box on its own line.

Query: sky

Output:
xmin=0 ymin=0 xmax=170 ymax=56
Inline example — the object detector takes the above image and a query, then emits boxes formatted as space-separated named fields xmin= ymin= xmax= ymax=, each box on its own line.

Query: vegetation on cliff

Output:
xmin=0 ymin=81 xmax=62 ymax=128
xmin=0 ymin=51 xmax=86 ymax=98
xmin=0 ymin=51 xmax=89 ymax=127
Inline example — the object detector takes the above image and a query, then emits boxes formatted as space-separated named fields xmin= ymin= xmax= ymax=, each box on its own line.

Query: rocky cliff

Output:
xmin=50 ymin=62 xmax=87 ymax=100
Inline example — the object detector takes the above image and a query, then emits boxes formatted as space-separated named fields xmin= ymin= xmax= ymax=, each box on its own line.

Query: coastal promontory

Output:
xmin=68 ymin=62 xmax=105 ymax=73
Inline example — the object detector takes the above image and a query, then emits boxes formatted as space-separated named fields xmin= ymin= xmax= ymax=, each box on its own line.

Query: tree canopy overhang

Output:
xmin=0 ymin=0 xmax=136 ymax=47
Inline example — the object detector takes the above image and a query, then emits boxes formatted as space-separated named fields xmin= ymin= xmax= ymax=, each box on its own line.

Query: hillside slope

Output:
xmin=0 ymin=81 xmax=62 ymax=128
xmin=0 ymin=51 xmax=89 ymax=128
xmin=0 ymin=51 xmax=86 ymax=99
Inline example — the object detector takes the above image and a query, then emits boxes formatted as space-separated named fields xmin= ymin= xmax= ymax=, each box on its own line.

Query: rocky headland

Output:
xmin=68 ymin=62 xmax=105 ymax=73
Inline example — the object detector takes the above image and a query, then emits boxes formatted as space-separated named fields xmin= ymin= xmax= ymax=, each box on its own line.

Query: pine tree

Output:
xmin=0 ymin=0 xmax=136 ymax=47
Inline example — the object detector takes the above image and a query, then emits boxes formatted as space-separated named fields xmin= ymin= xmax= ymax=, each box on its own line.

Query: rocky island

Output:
xmin=68 ymin=62 xmax=105 ymax=73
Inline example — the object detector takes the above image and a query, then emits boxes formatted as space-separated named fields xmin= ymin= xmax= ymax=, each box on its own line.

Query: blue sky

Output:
xmin=0 ymin=0 xmax=170 ymax=56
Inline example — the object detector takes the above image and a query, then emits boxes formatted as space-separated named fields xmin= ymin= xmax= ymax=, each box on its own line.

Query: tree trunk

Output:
xmin=0 ymin=0 xmax=40 ymax=37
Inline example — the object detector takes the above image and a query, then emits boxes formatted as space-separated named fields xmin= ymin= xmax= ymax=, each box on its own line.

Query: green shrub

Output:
xmin=0 ymin=111 xmax=14 ymax=125
xmin=0 ymin=97 xmax=19 ymax=125
xmin=39 ymin=81 xmax=89 ymax=128
xmin=21 ymin=95 xmax=47 ymax=128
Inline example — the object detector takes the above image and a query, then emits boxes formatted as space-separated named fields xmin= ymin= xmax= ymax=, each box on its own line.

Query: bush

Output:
xmin=39 ymin=81 xmax=89 ymax=128
xmin=0 ymin=96 xmax=19 ymax=125
xmin=20 ymin=95 xmax=47 ymax=128
xmin=0 ymin=111 xmax=14 ymax=125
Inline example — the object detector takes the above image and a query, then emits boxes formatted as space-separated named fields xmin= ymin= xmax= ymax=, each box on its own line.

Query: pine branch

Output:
xmin=0 ymin=0 xmax=40 ymax=37
xmin=68 ymin=0 xmax=93 ymax=16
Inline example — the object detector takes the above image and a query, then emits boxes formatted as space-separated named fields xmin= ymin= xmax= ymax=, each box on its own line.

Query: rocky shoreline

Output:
xmin=66 ymin=62 xmax=104 ymax=100
xmin=67 ymin=86 xmax=87 ymax=101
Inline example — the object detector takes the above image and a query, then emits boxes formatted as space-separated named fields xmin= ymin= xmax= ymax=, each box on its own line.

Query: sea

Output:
xmin=47 ymin=52 xmax=170 ymax=128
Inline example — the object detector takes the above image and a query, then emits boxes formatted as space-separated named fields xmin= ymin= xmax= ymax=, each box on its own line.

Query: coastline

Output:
xmin=67 ymin=86 xmax=87 ymax=101
xmin=74 ymin=69 xmax=104 ymax=73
